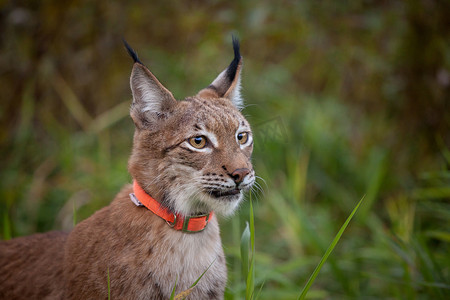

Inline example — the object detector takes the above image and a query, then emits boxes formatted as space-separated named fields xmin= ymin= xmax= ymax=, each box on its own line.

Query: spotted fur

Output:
xmin=0 ymin=38 xmax=254 ymax=299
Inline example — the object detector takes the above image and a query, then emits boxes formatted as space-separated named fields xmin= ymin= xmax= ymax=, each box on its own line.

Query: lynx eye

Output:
xmin=188 ymin=136 xmax=207 ymax=149
xmin=237 ymin=132 xmax=249 ymax=145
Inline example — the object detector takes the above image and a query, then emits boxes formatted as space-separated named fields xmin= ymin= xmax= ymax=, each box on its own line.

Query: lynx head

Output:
xmin=126 ymin=38 xmax=254 ymax=217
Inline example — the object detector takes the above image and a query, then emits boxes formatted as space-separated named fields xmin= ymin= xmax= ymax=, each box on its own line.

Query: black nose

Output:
xmin=231 ymin=168 xmax=250 ymax=184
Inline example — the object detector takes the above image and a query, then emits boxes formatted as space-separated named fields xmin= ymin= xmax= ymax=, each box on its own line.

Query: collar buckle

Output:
xmin=166 ymin=213 xmax=177 ymax=228
xmin=182 ymin=213 xmax=211 ymax=233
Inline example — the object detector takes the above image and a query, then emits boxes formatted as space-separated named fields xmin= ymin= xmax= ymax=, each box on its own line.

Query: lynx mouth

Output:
xmin=210 ymin=188 xmax=241 ymax=198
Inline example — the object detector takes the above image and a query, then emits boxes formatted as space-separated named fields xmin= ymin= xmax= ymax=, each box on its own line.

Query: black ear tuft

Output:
xmin=225 ymin=36 xmax=242 ymax=83
xmin=123 ymin=39 xmax=143 ymax=64
xmin=232 ymin=35 xmax=241 ymax=62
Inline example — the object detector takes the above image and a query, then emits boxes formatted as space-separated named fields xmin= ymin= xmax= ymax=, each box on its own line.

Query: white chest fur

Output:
xmin=136 ymin=223 xmax=227 ymax=299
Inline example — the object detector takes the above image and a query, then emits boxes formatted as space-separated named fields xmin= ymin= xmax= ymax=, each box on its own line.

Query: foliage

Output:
xmin=1 ymin=0 xmax=449 ymax=299
xmin=297 ymin=196 xmax=364 ymax=300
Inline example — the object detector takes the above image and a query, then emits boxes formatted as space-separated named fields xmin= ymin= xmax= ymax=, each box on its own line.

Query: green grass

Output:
xmin=107 ymin=267 xmax=111 ymax=300
xmin=297 ymin=196 xmax=364 ymax=300
xmin=241 ymin=196 xmax=256 ymax=300
xmin=2 ymin=77 xmax=448 ymax=300
xmin=1 ymin=1 xmax=449 ymax=299
xmin=167 ymin=259 xmax=217 ymax=299
xmin=2 ymin=67 xmax=449 ymax=300
xmin=237 ymin=195 xmax=368 ymax=299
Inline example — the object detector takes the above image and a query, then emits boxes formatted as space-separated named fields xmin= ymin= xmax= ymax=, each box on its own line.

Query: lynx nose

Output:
xmin=231 ymin=168 xmax=250 ymax=184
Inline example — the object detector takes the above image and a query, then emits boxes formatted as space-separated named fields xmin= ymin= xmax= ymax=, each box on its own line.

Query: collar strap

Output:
xmin=131 ymin=180 xmax=213 ymax=233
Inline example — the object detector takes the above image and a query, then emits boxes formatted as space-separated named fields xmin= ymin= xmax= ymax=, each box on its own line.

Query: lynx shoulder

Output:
xmin=0 ymin=38 xmax=254 ymax=300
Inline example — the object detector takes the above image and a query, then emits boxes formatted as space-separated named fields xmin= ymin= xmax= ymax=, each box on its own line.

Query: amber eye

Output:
xmin=188 ymin=136 xmax=207 ymax=149
xmin=237 ymin=132 xmax=249 ymax=144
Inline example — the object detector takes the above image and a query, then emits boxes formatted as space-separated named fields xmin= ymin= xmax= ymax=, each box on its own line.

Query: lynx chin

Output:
xmin=0 ymin=37 xmax=254 ymax=300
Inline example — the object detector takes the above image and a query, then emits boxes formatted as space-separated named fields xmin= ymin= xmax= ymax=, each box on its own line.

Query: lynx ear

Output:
xmin=197 ymin=37 xmax=243 ymax=110
xmin=124 ymin=40 xmax=177 ymax=128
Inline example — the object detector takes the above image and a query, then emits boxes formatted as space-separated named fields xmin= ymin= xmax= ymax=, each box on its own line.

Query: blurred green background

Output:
xmin=1 ymin=0 xmax=449 ymax=299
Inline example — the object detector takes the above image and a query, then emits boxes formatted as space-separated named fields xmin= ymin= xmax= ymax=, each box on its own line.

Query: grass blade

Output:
xmin=246 ymin=256 xmax=255 ymax=300
xmin=107 ymin=267 xmax=111 ymax=300
xmin=88 ymin=100 xmax=130 ymax=134
xmin=189 ymin=258 xmax=216 ymax=289
xmin=297 ymin=196 xmax=365 ymax=300
xmin=73 ymin=199 xmax=77 ymax=227
xmin=246 ymin=194 xmax=256 ymax=299
xmin=241 ymin=221 xmax=250 ymax=282
xmin=170 ymin=276 xmax=178 ymax=300
xmin=173 ymin=259 xmax=216 ymax=300
xmin=2 ymin=211 xmax=11 ymax=240
xmin=250 ymin=195 xmax=255 ymax=254
xmin=52 ymin=73 xmax=92 ymax=131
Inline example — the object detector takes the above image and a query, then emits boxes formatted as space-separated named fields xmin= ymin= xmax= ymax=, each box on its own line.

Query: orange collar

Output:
xmin=131 ymin=180 xmax=213 ymax=233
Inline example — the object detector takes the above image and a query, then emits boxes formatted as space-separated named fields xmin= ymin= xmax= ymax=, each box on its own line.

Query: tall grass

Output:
xmin=2 ymin=77 xmax=448 ymax=300
xmin=107 ymin=267 xmax=111 ymax=300
xmin=240 ymin=196 xmax=256 ymax=299
xmin=297 ymin=196 xmax=364 ymax=299
xmin=1 ymin=2 xmax=448 ymax=298
xmin=236 ymin=194 xmax=367 ymax=299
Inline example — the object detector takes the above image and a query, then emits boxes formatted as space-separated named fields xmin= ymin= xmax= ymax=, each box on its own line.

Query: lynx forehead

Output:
xmin=126 ymin=38 xmax=255 ymax=217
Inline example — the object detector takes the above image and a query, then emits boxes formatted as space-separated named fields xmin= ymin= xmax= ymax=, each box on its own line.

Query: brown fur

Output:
xmin=0 ymin=232 xmax=66 ymax=299
xmin=0 ymin=40 xmax=253 ymax=299
xmin=63 ymin=185 xmax=227 ymax=299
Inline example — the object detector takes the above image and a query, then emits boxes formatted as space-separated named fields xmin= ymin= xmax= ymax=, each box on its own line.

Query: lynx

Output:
xmin=0 ymin=38 xmax=254 ymax=299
